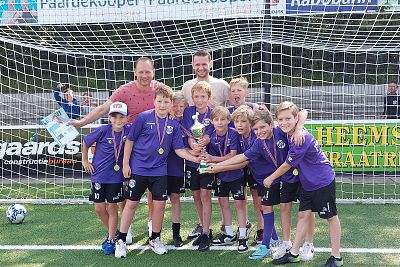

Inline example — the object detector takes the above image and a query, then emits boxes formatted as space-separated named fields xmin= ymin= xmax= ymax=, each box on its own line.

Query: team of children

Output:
xmin=82 ymin=78 xmax=343 ymax=267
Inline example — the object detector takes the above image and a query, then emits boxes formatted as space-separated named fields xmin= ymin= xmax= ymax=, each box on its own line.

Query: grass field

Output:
xmin=1 ymin=202 xmax=399 ymax=267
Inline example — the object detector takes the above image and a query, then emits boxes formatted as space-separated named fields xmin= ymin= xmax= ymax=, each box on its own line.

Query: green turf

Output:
xmin=0 ymin=203 xmax=399 ymax=266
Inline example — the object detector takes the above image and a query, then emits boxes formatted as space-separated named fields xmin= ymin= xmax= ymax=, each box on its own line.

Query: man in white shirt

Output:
xmin=182 ymin=50 xmax=230 ymax=108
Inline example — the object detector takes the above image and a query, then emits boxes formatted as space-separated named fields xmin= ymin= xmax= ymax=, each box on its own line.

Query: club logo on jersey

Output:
xmin=106 ymin=138 xmax=112 ymax=144
xmin=129 ymin=179 xmax=136 ymax=188
xmin=276 ymin=139 xmax=286 ymax=149
xmin=166 ymin=125 xmax=174 ymax=134
xmin=203 ymin=118 xmax=210 ymax=126
xmin=94 ymin=183 xmax=101 ymax=190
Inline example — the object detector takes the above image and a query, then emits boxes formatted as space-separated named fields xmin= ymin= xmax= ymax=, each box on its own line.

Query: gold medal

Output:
xmin=114 ymin=165 xmax=120 ymax=171
xmin=158 ymin=148 xmax=164 ymax=155
xmin=293 ymin=169 xmax=298 ymax=176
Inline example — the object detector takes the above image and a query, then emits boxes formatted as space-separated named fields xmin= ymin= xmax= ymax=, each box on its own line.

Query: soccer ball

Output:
xmin=6 ymin=204 xmax=27 ymax=224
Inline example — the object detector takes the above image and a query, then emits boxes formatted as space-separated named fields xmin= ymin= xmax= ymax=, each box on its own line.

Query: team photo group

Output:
xmin=68 ymin=50 xmax=343 ymax=267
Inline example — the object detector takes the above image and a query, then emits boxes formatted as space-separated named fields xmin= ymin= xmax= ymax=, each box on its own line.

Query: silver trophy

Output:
xmin=191 ymin=112 xmax=208 ymax=174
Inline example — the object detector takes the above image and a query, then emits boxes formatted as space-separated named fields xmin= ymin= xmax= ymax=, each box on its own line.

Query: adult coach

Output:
xmin=69 ymin=57 xmax=162 ymax=127
xmin=182 ymin=50 xmax=230 ymax=108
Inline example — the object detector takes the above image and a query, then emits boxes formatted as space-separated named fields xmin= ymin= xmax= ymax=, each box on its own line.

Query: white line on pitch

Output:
xmin=0 ymin=245 xmax=399 ymax=254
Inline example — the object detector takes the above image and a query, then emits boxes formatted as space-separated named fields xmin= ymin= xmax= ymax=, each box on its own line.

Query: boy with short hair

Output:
xmin=201 ymin=106 xmax=248 ymax=252
xmin=265 ymin=101 xmax=342 ymax=267
xmin=82 ymin=101 xmax=129 ymax=255
xmin=114 ymin=85 xmax=200 ymax=258
xmin=182 ymin=81 xmax=215 ymax=251
xmin=167 ymin=92 xmax=188 ymax=247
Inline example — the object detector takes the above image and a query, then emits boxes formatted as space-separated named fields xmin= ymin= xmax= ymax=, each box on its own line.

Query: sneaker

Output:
xmin=173 ymin=235 xmax=184 ymax=247
xmin=245 ymin=222 xmax=254 ymax=239
xmin=272 ymin=252 xmax=300 ymax=265
xmin=194 ymin=229 xmax=212 ymax=246
xmin=148 ymin=237 xmax=168 ymax=255
xmin=103 ymin=240 xmax=116 ymax=255
xmin=254 ymin=229 xmax=263 ymax=244
xmin=273 ymin=241 xmax=292 ymax=259
xmin=126 ymin=226 xmax=133 ymax=245
xmin=101 ymin=234 xmax=108 ymax=250
xmin=248 ymin=244 xmax=272 ymax=260
xmin=115 ymin=239 xmax=127 ymax=258
xmin=324 ymin=256 xmax=344 ymax=267
xmin=270 ymin=238 xmax=281 ymax=251
xmin=300 ymin=243 xmax=315 ymax=261
xmin=188 ymin=223 xmax=203 ymax=239
xmin=212 ymin=233 xmax=237 ymax=246
xmin=198 ymin=233 xmax=211 ymax=252
xmin=237 ymin=238 xmax=249 ymax=253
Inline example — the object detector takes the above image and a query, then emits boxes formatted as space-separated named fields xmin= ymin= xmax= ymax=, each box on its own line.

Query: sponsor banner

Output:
xmin=378 ymin=0 xmax=400 ymax=11
xmin=1 ymin=0 xmax=264 ymax=25
xmin=271 ymin=0 xmax=378 ymax=16
xmin=305 ymin=121 xmax=400 ymax=172
xmin=0 ymin=126 xmax=97 ymax=176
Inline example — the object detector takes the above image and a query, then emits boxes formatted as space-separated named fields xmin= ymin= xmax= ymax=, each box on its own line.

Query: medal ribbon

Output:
xmin=216 ymin=131 xmax=229 ymax=156
xmin=198 ymin=107 xmax=210 ymax=125
xmin=262 ymin=134 xmax=278 ymax=168
xmin=240 ymin=131 xmax=253 ymax=152
xmin=112 ymin=127 xmax=125 ymax=166
xmin=155 ymin=112 xmax=169 ymax=150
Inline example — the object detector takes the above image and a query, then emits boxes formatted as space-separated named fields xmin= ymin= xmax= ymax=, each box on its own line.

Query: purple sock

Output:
xmin=271 ymin=225 xmax=279 ymax=240
xmin=262 ymin=212 xmax=274 ymax=248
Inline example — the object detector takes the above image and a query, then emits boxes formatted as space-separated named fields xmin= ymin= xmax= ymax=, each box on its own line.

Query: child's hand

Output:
xmin=82 ymin=161 xmax=94 ymax=174
xmin=197 ymin=136 xmax=210 ymax=146
xmin=206 ymin=164 xmax=222 ymax=173
xmin=192 ymin=142 xmax=204 ymax=153
xmin=200 ymin=152 xmax=214 ymax=163
xmin=263 ymin=176 xmax=273 ymax=188
xmin=123 ymin=165 xmax=131 ymax=179
xmin=291 ymin=128 xmax=305 ymax=146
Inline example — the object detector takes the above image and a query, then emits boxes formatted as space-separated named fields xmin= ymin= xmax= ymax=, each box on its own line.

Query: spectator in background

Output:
xmin=181 ymin=50 xmax=230 ymax=108
xmin=81 ymin=92 xmax=101 ymax=124
xmin=382 ymin=81 xmax=400 ymax=119
xmin=53 ymin=83 xmax=80 ymax=119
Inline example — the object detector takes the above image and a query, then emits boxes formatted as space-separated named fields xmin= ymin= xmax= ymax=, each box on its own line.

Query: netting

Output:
xmin=1 ymin=1 xmax=400 ymax=203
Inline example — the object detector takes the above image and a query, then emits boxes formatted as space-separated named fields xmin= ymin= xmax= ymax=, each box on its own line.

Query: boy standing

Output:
xmin=53 ymin=83 xmax=80 ymax=119
xmin=82 ymin=101 xmax=129 ymax=255
xmin=182 ymin=81 xmax=215 ymax=251
xmin=115 ymin=85 xmax=200 ymax=258
xmin=265 ymin=101 xmax=342 ymax=267
xmin=201 ymin=106 xmax=248 ymax=252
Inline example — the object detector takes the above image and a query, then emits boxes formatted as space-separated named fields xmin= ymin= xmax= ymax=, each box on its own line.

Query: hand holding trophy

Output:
xmin=191 ymin=112 xmax=208 ymax=174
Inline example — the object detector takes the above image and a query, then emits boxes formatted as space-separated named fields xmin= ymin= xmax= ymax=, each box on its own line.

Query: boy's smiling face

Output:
xmin=234 ymin=117 xmax=251 ymax=136
xmin=109 ymin=113 xmax=127 ymax=131
xmin=277 ymin=109 xmax=298 ymax=135
xmin=253 ymin=120 xmax=274 ymax=140
xmin=154 ymin=95 xmax=172 ymax=118
xmin=192 ymin=90 xmax=210 ymax=111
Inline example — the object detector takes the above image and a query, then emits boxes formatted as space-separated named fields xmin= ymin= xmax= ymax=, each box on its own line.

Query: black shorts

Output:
xmin=89 ymin=182 xmax=124 ymax=203
xmin=185 ymin=166 xmax=215 ymax=191
xmin=258 ymin=182 xmax=280 ymax=206
xmin=243 ymin=167 xmax=258 ymax=189
xmin=299 ymin=180 xmax=337 ymax=219
xmin=280 ymin=181 xmax=300 ymax=203
xmin=124 ymin=174 xmax=168 ymax=201
xmin=167 ymin=175 xmax=185 ymax=195
xmin=215 ymin=177 xmax=246 ymax=200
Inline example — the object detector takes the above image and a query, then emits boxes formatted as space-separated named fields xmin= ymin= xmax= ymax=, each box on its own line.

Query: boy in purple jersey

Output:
xmin=207 ymin=108 xmax=309 ymax=260
xmin=181 ymin=81 xmax=215 ymax=250
xmin=167 ymin=93 xmax=188 ymax=247
xmin=265 ymin=101 xmax=343 ymax=267
xmin=231 ymin=106 xmax=263 ymax=243
xmin=200 ymin=106 xmax=248 ymax=252
xmin=82 ymin=101 xmax=129 ymax=255
xmin=114 ymin=86 xmax=200 ymax=258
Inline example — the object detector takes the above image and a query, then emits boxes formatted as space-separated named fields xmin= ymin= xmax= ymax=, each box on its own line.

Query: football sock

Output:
xmin=262 ymin=212 xmax=274 ymax=248
xmin=150 ymin=231 xmax=161 ymax=240
xmin=172 ymin=223 xmax=181 ymax=237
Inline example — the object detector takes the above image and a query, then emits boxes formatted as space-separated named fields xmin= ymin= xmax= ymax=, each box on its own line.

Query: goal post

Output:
xmin=1 ymin=0 xmax=400 ymax=203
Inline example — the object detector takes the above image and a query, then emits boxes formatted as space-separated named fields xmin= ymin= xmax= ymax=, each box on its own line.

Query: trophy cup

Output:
xmin=191 ymin=112 xmax=208 ymax=174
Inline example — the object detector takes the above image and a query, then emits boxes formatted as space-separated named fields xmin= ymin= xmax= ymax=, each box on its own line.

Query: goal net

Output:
xmin=0 ymin=0 xmax=399 ymax=203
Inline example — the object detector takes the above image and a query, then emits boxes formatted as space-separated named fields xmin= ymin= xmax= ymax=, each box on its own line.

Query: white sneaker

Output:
xmin=126 ymin=226 xmax=133 ymax=245
xmin=273 ymin=241 xmax=292 ymax=259
xmin=115 ymin=239 xmax=127 ymax=258
xmin=148 ymin=237 xmax=168 ymax=255
xmin=300 ymin=242 xmax=315 ymax=261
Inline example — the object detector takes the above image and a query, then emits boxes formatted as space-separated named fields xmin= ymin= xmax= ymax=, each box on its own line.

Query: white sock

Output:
xmin=225 ymin=225 xmax=234 ymax=236
xmin=148 ymin=220 xmax=152 ymax=237
xmin=303 ymin=241 xmax=313 ymax=247
xmin=238 ymin=227 xmax=246 ymax=238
